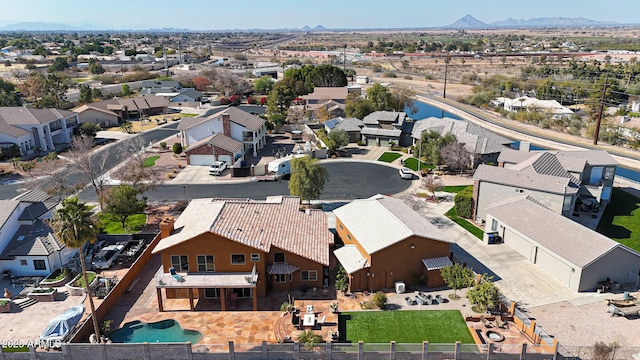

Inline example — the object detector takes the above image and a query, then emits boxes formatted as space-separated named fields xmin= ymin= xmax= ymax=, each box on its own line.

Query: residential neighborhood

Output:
xmin=2 ymin=7 xmax=640 ymax=360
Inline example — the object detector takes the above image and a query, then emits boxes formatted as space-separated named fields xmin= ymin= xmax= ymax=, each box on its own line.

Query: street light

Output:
xmin=181 ymin=184 xmax=189 ymax=201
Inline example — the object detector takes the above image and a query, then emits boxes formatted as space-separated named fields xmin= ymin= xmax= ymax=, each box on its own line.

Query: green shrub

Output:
xmin=172 ymin=142 xmax=183 ymax=155
xmin=454 ymin=186 xmax=474 ymax=219
xmin=160 ymin=142 xmax=167 ymax=149
xmin=372 ymin=291 xmax=387 ymax=309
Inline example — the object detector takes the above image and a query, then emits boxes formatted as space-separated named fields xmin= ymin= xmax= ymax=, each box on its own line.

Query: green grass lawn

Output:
xmin=597 ymin=188 xmax=640 ymax=252
xmin=402 ymin=157 xmax=433 ymax=171
xmin=377 ymin=152 xmax=402 ymax=163
xmin=446 ymin=207 xmax=483 ymax=240
xmin=99 ymin=213 xmax=146 ymax=234
xmin=142 ymin=155 xmax=160 ymax=167
xmin=442 ymin=185 xmax=470 ymax=194
xmin=180 ymin=113 xmax=198 ymax=117
xmin=339 ymin=310 xmax=474 ymax=344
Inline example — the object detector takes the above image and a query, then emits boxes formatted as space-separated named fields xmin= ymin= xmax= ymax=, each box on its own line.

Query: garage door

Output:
xmin=503 ymin=228 xmax=533 ymax=259
xmin=217 ymin=155 xmax=232 ymax=165
xmin=379 ymin=138 xmax=390 ymax=147
xmin=366 ymin=138 xmax=377 ymax=146
xmin=190 ymin=155 xmax=216 ymax=166
xmin=534 ymin=248 xmax=573 ymax=286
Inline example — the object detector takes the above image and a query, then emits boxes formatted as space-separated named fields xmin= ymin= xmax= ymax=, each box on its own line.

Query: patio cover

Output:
xmin=334 ymin=245 xmax=369 ymax=274
xmin=156 ymin=271 xmax=258 ymax=289
xmin=266 ymin=263 xmax=300 ymax=275
xmin=422 ymin=256 xmax=453 ymax=271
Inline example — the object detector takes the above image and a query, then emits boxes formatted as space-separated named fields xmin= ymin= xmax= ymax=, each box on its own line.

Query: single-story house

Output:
xmin=411 ymin=117 xmax=513 ymax=167
xmin=81 ymin=96 xmax=169 ymax=120
xmin=485 ymin=197 xmax=640 ymax=292
xmin=178 ymin=106 xmax=267 ymax=164
xmin=72 ymin=104 xmax=120 ymax=128
xmin=151 ymin=196 xmax=333 ymax=311
xmin=0 ymin=107 xmax=78 ymax=155
xmin=324 ymin=117 xmax=364 ymax=143
xmin=503 ymin=96 xmax=573 ymax=119
xmin=333 ymin=194 xmax=453 ymax=292
xmin=302 ymin=87 xmax=349 ymax=111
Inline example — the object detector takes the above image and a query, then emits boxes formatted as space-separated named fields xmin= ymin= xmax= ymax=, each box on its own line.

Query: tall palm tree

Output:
xmin=49 ymin=196 xmax=101 ymax=341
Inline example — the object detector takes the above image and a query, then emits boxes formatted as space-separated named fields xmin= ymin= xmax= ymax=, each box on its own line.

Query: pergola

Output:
xmin=155 ymin=270 xmax=259 ymax=311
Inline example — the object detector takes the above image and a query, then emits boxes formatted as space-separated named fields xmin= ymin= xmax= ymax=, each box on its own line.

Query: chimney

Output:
xmin=519 ymin=141 xmax=531 ymax=152
xmin=159 ymin=217 xmax=175 ymax=239
xmin=222 ymin=112 xmax=231 ymax=136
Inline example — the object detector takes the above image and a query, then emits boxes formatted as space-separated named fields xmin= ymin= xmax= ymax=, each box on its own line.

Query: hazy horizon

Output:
xmin=0 ymin=0 xmax=635 ymax=31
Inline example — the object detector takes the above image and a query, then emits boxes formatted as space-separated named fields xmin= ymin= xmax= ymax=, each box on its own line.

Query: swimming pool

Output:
xmin=109 ymin=319 xmax=203 ymax=344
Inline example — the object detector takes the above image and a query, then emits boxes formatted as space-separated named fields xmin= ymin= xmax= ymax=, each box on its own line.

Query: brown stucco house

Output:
xmin=333 ymin=195 xmax=453 ymax=293
xmin=151 ymin=196 xmax=333 ymax=311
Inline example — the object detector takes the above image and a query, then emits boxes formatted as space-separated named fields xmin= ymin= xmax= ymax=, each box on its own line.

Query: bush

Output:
xmin=160 ymin=142 xmax=167 ymax=149
xmin=382 ymin=71 xmax=397 ymax=78
xmin=403 ymin=75 xmax=413 ymax=80
xmin=357 ymin=140 xmax=365 ymax=146
xmin=372 ymin=291 xmax=387 ymax=309
xmin=454 ymin=186 xmax=474 ymax=219
xmin=172 ymin=142 xmax=183 ymax=155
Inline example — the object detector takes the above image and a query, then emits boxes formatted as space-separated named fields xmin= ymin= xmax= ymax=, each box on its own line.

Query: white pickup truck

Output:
xmin=208 ymin=161 xmax=227 ymax=176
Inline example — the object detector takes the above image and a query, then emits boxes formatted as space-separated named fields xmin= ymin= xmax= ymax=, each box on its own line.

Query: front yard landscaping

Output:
xmin=597 ymin=188 xmax=640 ymax=252
xmin=99 ymin=213 xmax=146 ymax=234
xmin=142 ymin=155 xmax=160 ymax=167
xmin=377 ymin=152 xmax=402 ymax=163
xmin=445 ymin=207 xmax=483 ymax=240
xmin=339 ymin=310 xmax=474 ymax=344
xmin=402 ymin=157 xmax=432 ymax=172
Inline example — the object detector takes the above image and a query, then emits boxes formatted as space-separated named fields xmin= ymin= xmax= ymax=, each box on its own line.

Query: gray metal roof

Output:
xmin=360 ymin=127 xmax=401 ymax=137
xmin=333 ymin=245 xmax=369 ymax=274
xmin=12 ymin=188 xmax=51 ymax=203
xmin=473 ymin=164 xmax=579 ymax=195
xmin=333 ymin=195 xmax=451 ymax=255
xmin=422 ymin=256 xmax=453 ymax=271
xmin=486 ymin=198 xmax=639 ymax=268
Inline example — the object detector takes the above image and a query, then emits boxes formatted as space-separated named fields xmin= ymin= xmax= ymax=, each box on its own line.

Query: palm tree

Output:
xmin=49 ymin=196 xmax=101 ymax=341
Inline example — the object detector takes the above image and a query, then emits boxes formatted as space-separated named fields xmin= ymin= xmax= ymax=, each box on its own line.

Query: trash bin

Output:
xmin=487 ymin=233 xmax=495 ymax=244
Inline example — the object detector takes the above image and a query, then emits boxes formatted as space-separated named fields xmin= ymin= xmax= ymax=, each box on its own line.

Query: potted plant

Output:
xmin=280 ymin=294 xmax=296 ymax=313
xmin=329 ymin=302 xmax=339 ymax=313
xmin=0 ymin=299 xmax=12 ymax=313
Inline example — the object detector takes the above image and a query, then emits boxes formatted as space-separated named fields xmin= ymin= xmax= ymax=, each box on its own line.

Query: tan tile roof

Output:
xmin=72 ymin=104 xmax=120 ymax=118
xmin=0 ymin=107 xmax=74 ymax=125
xmin=153 ymin=197 xmax=332 ymax=265
xmin=209 ymin=133 xmax=243 ymax=153
xmin=473 ymin=164 xmax=579 ymax=195
xmin=486 ymin=198 xmax=640 ymax=268
xmin=302 ymin=87 xmax=348 ymax=101
xmin=178 ymin=106 xmax=264 ymax=132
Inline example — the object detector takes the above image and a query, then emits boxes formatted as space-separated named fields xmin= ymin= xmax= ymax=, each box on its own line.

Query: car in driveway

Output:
xmin=399 ymin=167 xmax=413 ymax=179
xmin=209 ymin=161 xmax=227 ymax=176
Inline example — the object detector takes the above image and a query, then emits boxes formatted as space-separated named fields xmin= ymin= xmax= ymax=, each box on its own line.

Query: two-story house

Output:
xmin=333 ymin=195 xmax=453 ymax=293
xmin=0 ymin=107 xmax=78 ymax=156
xmin=178 ymin=106 xmax=267 ymax=165
xmin=151 ymin=196 xmax=333 ymax=311
xmin=360 ymin=111 xmax=412 ymax=147
xmin=0 ymin=190 xmax=75 ymax=277
xmin=473 ymin=147 xmax=617 ymax=223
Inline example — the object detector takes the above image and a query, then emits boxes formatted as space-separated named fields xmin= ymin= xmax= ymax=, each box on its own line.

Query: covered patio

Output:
xmin=155 ymin=270 xmax=259 ymax=311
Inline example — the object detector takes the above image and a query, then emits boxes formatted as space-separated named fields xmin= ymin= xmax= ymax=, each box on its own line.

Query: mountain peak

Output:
xmin=446 ymin=15 xmax=487 ymax=29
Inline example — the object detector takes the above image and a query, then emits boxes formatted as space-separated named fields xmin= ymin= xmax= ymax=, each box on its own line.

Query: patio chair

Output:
xmin=480 ymin=315 xmax=492 ymax=328
xmin=495 ymin=317 xmax=508 ymax=329
xmin=317 ymin=315 xmax=326 ymax=326
xmin=229 ymin=293 xmax=237 ymax=310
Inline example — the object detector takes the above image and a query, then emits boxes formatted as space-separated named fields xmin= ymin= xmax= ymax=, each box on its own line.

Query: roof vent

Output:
xmin=17 ymin=235 xmax=25 ymax=241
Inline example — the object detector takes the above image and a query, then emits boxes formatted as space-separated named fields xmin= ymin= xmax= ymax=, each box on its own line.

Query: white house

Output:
xmin=0 ymin=107 xmax=78 ymax=155
xmin=504 ymin=96 xmax=573 ymax=119
xmin=0 ymin=190 xmax=76 ymax=277
xmin=177 ymin=106 xmax=266 ymax=164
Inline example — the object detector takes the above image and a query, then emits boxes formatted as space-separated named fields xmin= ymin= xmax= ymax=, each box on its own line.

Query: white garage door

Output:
xmin=366 ymin=138 xmax=377 ymax=146
xmin=503 ymin=228 xmax=533 ymax=259
xmin=217 ymin=155 xmax=232 ymax=165
xmin=534 ymin=248 xmax=573 ymax=286
xmin=190 ymin=155 xmax=216 ymax=166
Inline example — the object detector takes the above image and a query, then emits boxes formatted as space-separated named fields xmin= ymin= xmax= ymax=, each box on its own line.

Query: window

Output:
xmin=347 ymin=234 xmax=351 ymax=240
xmin=274 ymin=274 xmax=286 ymax=283
xmin=20 ymin=260 xmax=27 ymax=266
xmin=563 ymin=196 xmax=573 ymax=211
xmin=231 ymin=254 xmax=246 ymax=265
xmin=514 ymin=188 xmax=524 ymax=194
xmin=339 ymin=224 xmax=343 ymax=230
xmin=197 ymin=255 xmax=215 ymax=272
xmin=491 ymin=219 xmax=498 ymax=231
xmin=250 ymin=253 xmax=260 ymax=263
xmin=170 ymin=255 xmax=189 ymax=272
xmin=33 ymin=260 xmax=46 ymax=271
xmin=604 ymin=167 xmax=614 ymax=180
xmin=231 ymin=288 xmax=252 ymax=298
xmin=273 ymin=252 xmax=285 ymax=263
xmin=301 ymin=270 xmax=318 ymax=282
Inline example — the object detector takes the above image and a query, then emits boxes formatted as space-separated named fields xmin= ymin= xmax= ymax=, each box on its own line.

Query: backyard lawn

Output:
xmin=442 ymin=185 xmax=469 ymax=193
xmin=597 ymin=188 xmax=640 ymax=252
xmin=99 ymin=213 xmax=146 ymax=234
xmin=377 ymin=152 xmax=402 ymax=163
xmin=142 ymin=156 xmax=160 ymax=167
xmin=339 ymin=310 xmax=474 ymax=344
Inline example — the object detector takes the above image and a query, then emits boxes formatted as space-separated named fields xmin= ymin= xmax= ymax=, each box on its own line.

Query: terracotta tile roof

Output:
xmin=153 ymin=197 xmax=332 ymax=265
xmin=178 ymin=106 xmax=264 ymax=132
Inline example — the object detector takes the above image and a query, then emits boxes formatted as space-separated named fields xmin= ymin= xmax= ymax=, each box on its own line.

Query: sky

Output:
xmin=0 ymin=0 xmax=637 ymax=30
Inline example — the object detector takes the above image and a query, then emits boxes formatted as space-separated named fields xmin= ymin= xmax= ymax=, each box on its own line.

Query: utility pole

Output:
xmin=593 ymin=73 xmax=608 ymax=146
xmin=343 ymin=43 xmax=347 ymax=73
xmin=441 ymin=55 xmax=450 ymax=118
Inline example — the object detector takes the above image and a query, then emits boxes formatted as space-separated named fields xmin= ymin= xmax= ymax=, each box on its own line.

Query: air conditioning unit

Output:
xmin=395 ymin=281 xmax=406 ymax=294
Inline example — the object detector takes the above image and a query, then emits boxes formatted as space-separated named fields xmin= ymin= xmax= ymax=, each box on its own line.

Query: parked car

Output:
xmin=92 ymin=244 xmax=125 ymax=269
xmin=209 ymin=161 xmax=227 ymax=176
xmin=399 ymin=167 xmax=413 ymax=179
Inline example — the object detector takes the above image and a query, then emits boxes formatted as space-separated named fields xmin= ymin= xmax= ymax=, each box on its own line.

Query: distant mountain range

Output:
xmin=0 ymin=16 xmax=624 ymax=32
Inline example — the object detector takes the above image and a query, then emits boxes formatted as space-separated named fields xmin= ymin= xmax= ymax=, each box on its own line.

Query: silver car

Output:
xmin=399 ymin=167 xmax=413 ymax=179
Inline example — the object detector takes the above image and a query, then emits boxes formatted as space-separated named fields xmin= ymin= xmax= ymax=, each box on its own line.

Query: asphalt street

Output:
xmin=77 ymin=162 xmax=412 ymax=202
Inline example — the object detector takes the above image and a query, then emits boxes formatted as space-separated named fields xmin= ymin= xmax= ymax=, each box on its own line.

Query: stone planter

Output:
xmin=40 ymin=276 xmax=71 ymax=288
xmin=65 ymin=272 xmax=98 ymax=296
xmin=28 ymin=288 xmax=57 ymax=302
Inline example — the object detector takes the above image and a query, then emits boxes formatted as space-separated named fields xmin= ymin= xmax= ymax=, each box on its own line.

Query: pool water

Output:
xmin=109 ymin=319 xmax=203 ymax=343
